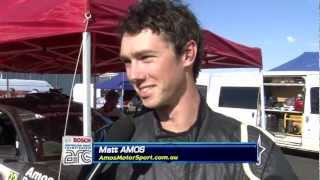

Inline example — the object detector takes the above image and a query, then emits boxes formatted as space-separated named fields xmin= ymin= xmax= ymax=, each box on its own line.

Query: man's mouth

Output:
xmin=138 ymin=85 xmax=154 ymax=98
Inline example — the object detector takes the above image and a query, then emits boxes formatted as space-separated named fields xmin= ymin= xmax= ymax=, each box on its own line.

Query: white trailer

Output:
xmin=197 ymin=71 xmax=319 ymax=152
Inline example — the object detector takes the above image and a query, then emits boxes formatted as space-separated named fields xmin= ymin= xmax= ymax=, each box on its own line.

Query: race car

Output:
xmin=0 ymin=91 xmax=113 ymax=180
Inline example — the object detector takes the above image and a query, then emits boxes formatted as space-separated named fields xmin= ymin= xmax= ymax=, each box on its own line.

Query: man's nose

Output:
xmin=127 ymin=61 xmax=145 ymax=83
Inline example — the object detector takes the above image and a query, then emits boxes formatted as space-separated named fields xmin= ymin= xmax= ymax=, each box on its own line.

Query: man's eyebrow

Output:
xmin=132 ymin=50 xmax=158 ymax=57
xmin=120 ymin=50 xmax=158 ymax=62
xmin=119 ymin=55 xmax=130 ymax=63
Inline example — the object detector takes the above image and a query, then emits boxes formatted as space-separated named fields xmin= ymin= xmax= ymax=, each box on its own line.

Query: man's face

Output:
xmin=105 ymin=95 xmax=118 ymax=107
xmin=120 ymin=29 xmax=186 ymax=109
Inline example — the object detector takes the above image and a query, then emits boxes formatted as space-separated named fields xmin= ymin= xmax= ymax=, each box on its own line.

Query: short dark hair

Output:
xmin=105 ymin=90 xmax=119 ymax=100
xmin=119 ymin=0 xmax=203 ymax=80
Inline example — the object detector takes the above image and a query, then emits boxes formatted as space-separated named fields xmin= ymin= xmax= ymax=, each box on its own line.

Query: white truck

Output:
xmin=197 ymin=71 xmax=319 ymax=152
xmin=0 ymin=79 xmax=53 ymax=97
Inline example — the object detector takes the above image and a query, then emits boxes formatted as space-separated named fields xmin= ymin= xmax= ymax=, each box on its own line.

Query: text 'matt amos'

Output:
xmin=99 ymin=146 xmax=146 ymax=154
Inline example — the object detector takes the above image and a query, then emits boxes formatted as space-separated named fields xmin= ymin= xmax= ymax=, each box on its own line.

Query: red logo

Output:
xmin=73 ymin=137 xmax=91 ymax=143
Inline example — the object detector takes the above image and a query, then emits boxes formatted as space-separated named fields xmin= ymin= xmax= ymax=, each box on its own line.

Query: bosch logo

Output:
xmin=73 ymin=137 xmax=91 ymax=143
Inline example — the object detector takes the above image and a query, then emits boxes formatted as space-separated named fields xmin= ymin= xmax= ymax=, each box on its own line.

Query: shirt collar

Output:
xmin=152 ymin=96 xmax=207 ymax=141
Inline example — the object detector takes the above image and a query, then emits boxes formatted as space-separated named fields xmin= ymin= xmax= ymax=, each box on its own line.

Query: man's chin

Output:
xmin=141 ymin=99 xmax=158 ymax=109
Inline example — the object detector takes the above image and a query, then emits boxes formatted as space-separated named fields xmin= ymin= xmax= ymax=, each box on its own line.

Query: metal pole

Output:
xmin=82 ymin=32 xmax=92 ymax=137
xmin=259 ymin=69 xmax=266 ymax=129
xmin=93 ymin=75 xmax=97 ymax=109
xmin=6 ymin=72 xmax=9 ymax=97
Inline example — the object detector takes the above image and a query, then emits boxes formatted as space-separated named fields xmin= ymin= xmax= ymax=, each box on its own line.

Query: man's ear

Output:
xmin=182 ymin=40 xmax=197 ymax=67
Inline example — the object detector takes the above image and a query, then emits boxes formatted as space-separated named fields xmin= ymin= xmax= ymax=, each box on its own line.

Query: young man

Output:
xmin=107 ymin=0 xmax=297 ymax=179
xmin=98 ymin=90 xmax=124 ymax=121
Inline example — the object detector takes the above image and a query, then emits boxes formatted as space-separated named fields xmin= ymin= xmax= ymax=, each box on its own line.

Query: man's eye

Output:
xmin=141 ymin=55 xmax=154 ymax=62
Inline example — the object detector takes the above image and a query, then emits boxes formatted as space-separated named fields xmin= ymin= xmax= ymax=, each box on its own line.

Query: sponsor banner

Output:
xmin=93 ymin=142 xmax=257 ymax=163
xmin=62 ymin=136 xmax=92 ymax=165
xmin=0 ymin=164 xmax=19 ymax=180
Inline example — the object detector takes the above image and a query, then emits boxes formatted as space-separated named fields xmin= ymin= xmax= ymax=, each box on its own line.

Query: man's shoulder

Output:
xmin=203 ymin=106 xmax=274 ymax=144
xmin=206 ymin=109 xmax=242 ymax=127
xmin=199 ymin=107 xmax=242 ymax=140
xmin=131 ymin=111 xmax=156 ymax=140
xmin=133 ymin=110 xmax=155 ymax=131
xmin=246 ymin=124 xmax=274 ymax=143
xmin=199 ymin=99 xmax=241 ymax=127
xmin=133 ymin=110 xmax=154 ymax=122
xmin=243 ymin=124 xmax=297 ymax=179
xmin=205 ymin=109 xmax=294 ymax=179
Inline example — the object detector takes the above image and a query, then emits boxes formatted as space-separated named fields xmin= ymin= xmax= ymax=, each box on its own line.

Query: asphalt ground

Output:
xmin=282 ymin=148 xmax=319 ymax=180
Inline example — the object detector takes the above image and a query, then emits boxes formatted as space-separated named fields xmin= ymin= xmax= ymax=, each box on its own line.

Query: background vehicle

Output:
xmin=0 ymin=91 xmax=112 ymax=180
xmin=0 ymin=79 xmax=53 ymax=98
xmin=197 ymin=71 xmax=319 ymax=153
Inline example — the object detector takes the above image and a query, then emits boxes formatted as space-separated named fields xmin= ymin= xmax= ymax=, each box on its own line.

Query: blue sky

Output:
xmin=184 ymin=0 xmax=318 ymax=70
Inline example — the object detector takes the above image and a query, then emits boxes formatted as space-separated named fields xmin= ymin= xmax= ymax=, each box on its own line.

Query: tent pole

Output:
xmin=259 ymin=69 xmax=266 ymax=129
xmin=93 ymin=75 xmax=97 ymax=109
xmin=6 ymin=72 xmax=9 ymax=97
xmin=82 ymin=32 xmax=92 ymax=137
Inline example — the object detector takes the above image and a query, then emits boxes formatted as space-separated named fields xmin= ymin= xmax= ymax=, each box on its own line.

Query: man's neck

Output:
xmin=156 ymin=84 xmax=201 ymax=133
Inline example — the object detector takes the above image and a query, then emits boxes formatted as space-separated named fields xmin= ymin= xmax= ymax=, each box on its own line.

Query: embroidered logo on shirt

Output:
xmin=256 ymin=135 xmax=266 ymax=166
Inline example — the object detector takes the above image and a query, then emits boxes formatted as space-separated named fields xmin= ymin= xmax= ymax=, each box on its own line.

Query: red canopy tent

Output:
xmin=0 ymin=0 xmax=262 ymax=74
xmin=202 ymin=30 xmax=262 ymax=68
